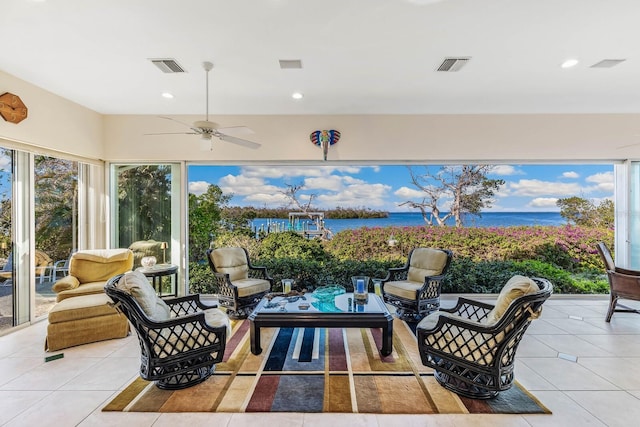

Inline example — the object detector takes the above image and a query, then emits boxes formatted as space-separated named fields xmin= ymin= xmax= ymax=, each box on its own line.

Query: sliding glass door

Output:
xmin=0 ymin=148 xmax=13 ymax=332
xmin=34 ymin=155 xmax=78 ymax=318
xmin=111 ymin=163 xmax=182 ymax=295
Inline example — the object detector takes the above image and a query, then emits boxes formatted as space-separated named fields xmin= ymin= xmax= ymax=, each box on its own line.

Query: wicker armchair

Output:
xmin=417 ymin=276 xmax=552 ymax=399
xmin=105 ymin=271 xmax=229 ymax=390
xmin=596 ymin=242 xmax=640 ymax=322
xmin=381 ymin=247 xmax=453 ymax=321
xmin=206 ymin=247 xmax=273 ymax=319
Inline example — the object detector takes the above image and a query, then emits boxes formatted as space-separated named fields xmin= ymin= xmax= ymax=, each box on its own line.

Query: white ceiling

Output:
xmin=2 ymin=0 xmax=640 ymax=116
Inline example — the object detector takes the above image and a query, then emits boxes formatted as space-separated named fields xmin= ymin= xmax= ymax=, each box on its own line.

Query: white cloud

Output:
xmin=562 ymin=171 xmax=579 ymax=179
xmin=316 ymin=183 xmax=391 ymax=208
xmin=304 ymin=176 xmax=344 ymax=191
xmin=528 ymin=197 xmax=559 ymax=208
xmin=491 ymin=165 xmax=523 ymax=176
xmin=508 ymin=179 xmax=583 ymax=197
xmin=586 ymin=171 xmax=614 ymax=192
xmin=394 ymin=186 xmax=425 ymax=199
xmin=218 ymin=174 xmax=281 ymax=196
xmin=188 ymin=181 xmax=211 ymax=196
xmin=0 ymin=154 xmax=10 ymax=173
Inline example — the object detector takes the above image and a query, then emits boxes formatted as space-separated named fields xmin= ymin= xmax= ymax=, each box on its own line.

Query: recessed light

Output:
xmin=561 ymin=59 xmax=579 ymax=68
xmin=279 ymin=60 xmax=303 ymax=69
xmin=161 ymin=92 xmax=174 ymax=99
xmin=292 ymin=92 xmax=304 ymax=100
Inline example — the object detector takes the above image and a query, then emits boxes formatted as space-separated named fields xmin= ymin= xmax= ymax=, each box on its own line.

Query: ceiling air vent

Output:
xmin=150 ymin=58 xmax=186 ymax=73
xmin=437 ymin=57 xmax=470 ymax=72
xmin=590 ymin=59 xmax=626 ymax=68
xmin=279 ymin=59 xmax=303 ymax=69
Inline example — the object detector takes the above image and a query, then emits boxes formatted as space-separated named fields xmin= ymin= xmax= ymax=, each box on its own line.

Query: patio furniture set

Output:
xmin=59 ymin=242 xmax=640 ymax=400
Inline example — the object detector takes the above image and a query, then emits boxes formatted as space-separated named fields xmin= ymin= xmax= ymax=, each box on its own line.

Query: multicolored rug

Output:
xmin=104 ymin=318 xmax=550 ymax=414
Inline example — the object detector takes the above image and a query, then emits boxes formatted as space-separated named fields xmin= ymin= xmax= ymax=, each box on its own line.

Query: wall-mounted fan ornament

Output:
xmin=310 ymin=130 xmax=340 ymax=161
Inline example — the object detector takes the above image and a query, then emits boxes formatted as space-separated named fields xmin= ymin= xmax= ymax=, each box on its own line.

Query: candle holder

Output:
xmin=351 ymin=276 xmax=370 ymax=304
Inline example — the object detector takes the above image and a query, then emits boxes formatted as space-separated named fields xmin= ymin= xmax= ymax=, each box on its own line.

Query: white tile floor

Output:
xmin=0 ymin=295 xmax=639 ymax=427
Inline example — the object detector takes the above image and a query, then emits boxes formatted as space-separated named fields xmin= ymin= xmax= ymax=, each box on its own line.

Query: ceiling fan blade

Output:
xmin=218 ymin=134 xmax=261 ymax=149
xmin=616 ymin=142 xmax=640 ymax=149
xmin=144 ymin=132 xmax=199 ymax=136
xmin=217 ymin=125 xmax=254 ymax=136
xmin=158 ymin=116 xmax=193 ymax=128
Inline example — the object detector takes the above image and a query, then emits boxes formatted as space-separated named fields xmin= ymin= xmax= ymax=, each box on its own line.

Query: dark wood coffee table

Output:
xmin=248 ymin=292 xmax=393 ymax=356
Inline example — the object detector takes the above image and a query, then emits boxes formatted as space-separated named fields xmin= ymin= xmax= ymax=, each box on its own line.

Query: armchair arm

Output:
xmin=382 ymin=266 xmax=409 ymax=282
xmin=52 ymin=275 xmax=80 ymax=293
xmin=614 ymin=266 xmax=640 ymax=276
xmin=440 ymin=297 xmax=494 ymax=322
xmin=247 ymin=264 xmax=273 ymax=282
xmin=608 ymin=270 xmax=640 ymax=297
xmin=163 ymin=294 xmax=218 ymax=317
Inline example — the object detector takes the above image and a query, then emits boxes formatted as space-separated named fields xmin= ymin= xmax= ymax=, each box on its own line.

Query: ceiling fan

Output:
xmin=146 ymin=61 xmax=261 ymax=150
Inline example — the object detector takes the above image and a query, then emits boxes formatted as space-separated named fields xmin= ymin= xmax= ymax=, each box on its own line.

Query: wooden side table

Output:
xmin=136 ymin=264 xmax=178 ymax=297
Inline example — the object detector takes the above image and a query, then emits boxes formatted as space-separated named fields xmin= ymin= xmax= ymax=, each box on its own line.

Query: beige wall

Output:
xmin=104 ymin=114 xmax=640 ymax=163
xmin=3 ymin=68 xmax=640 ymax=163
xmin=0 ymin=70 xmax=103 ymax=160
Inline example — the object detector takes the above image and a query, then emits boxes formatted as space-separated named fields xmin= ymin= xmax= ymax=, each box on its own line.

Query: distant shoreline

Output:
xmin=251 ymin=211 xmax=566 ymax=235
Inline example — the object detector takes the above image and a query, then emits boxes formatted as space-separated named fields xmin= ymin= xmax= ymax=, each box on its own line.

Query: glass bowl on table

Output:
xmin=312 ymin=285 xmax=346 ymax=302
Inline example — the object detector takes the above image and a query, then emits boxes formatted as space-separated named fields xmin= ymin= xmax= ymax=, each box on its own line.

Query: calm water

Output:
xmin=252 ymin=211 xmax=565 ymax=235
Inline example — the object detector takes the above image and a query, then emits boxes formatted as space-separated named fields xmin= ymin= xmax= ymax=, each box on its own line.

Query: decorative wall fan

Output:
xmin=146 ymin=62 xmax=261 ymax=150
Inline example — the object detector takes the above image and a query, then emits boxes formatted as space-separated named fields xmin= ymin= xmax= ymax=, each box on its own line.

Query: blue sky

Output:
xmin=187 ymin=164 xmax=614 ymax=212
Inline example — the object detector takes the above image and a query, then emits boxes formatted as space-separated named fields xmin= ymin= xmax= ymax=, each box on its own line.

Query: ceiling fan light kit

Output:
xmin=146 ymin=61 xmax=261 ymax=151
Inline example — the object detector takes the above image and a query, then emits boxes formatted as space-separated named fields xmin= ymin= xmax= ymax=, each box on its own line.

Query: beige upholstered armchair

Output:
xmin=52 ymin=248 xmax=134 ymax=302
xmin=381 ymin=247 xmax=453 ymax=321
xmin=206 ymin=247 xmax=273 ymax=319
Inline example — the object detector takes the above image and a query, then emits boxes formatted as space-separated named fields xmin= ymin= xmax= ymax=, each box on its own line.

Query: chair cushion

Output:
xmin=204 ymin=308 xmax=232 ymax=338
xmin=484 ymin=275 xmax=540 ymax=325
xmin=116 ymin=271 xmax=171 ymax=321
xmin=210 ymin=247 xmax=249 ymax=282
xmin=69 ymin=249 xmax=134 ymax=284
xmin=408 ymin=248 xmax=448 ymax=283
xmin=48 ymin=293 xmax=119 ymax=324
xmin=384 ymin=280 xmax=423 ymax=300
xmin=231 ymin=278 xmax=271 ymax=297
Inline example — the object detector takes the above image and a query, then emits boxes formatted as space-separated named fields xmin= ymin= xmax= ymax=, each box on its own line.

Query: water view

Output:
xmin=252 ymin=211 xmax=565 ymax=235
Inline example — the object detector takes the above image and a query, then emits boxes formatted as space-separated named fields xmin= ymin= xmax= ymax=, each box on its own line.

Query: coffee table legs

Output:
xmin=381 ymin=318 xmax=393 ymax=356
xmin=250 ymin=321 xmax=262 ymax=355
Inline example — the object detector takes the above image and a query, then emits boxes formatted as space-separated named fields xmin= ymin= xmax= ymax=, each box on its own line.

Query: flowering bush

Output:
xmin=325 ymin=225 xmax=613 ymax=272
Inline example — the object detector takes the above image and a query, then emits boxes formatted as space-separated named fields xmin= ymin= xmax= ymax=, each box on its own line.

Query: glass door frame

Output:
xmin=108 ymin=161 xmax=185 ymax=295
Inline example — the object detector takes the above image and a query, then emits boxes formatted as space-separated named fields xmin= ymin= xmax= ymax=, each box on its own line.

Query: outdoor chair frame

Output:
xmin=105 ymin=274 xmax=227 ymax=390
xmin=596 ymin=242 xmax=640 ymax=322
xmin=381 ymin=248 xmax=453 ymax=321
xmin=416 ymin=277 xmax=552 ymax=399
xmin=206 ymin=247 xmax=273 ymax=319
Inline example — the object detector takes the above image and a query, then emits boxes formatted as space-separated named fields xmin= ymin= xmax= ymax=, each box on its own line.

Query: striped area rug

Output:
xmin=104 ymin=318 xmax=550 ymax=414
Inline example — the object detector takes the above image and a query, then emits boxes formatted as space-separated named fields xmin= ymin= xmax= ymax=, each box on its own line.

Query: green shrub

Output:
xmin=258 ymin=232 xmax=330 ymax=261
xmin=188 ymin=261 xmax=217 ymax=294
xmin=190 ymin=225 xmax=612 ymax=295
